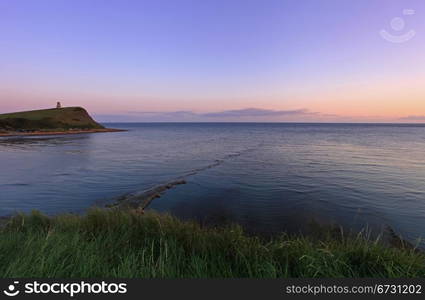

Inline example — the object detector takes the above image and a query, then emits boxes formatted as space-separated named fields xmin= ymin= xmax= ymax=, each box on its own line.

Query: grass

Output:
xmin=0 ymin=208 xmax=424 ymax=278
xmin=0 ymin=107 xmax=104 ymax=130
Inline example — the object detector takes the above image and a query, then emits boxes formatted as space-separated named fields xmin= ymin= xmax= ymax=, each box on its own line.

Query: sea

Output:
xmin=1 ymin=123 xmax=424 ymax=246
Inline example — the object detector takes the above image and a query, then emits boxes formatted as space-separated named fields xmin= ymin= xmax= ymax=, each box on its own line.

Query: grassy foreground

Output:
xmin=0 ymin=209 xmax=424 ymax=278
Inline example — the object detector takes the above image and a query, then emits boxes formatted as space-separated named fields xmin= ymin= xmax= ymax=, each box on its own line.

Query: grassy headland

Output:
xmin=0 ymin=208 xmax=423 ymax=278
xmin=0 ymin=107 xmax=123 ymax=136
xmin=0 ymin=107 xmax=104 ymax=130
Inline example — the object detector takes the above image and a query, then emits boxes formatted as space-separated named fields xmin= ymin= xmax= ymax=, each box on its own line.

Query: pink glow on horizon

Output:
xmin=1 ymin=0 xmax=424 ymax=122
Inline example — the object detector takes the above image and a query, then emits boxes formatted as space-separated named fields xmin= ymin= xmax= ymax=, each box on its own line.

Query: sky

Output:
xmin=0 ymin=0 xmax=424 ymax=122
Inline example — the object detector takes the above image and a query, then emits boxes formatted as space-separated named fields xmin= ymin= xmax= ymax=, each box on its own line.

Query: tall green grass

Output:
xmin=0 ymin=209 xmax=423 ymax=278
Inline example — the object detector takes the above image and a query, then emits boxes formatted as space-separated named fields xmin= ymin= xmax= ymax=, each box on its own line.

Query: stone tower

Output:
xmin=56 ymin=102 xmax=62 ymax=109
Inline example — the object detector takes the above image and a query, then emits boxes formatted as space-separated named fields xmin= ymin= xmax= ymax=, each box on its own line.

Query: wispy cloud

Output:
xmin=95 ymin=108 xmax=328 ymax=122
xmin=127 ymin=111 xmax=198 ymax=117
xmin=125 ymin=108 xmax=312 ymax=118
xmin=201 ymin=108 xmax=312 ymax=118
xmin=399 ymin=115 xmax=425 ymax=121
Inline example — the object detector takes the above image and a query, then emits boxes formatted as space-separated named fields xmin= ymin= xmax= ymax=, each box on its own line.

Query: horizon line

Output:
xmin=99 ymin=121 xmax=425 ymax=124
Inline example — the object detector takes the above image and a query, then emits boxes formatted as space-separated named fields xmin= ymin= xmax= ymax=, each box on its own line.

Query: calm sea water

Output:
xmin=1 ymin=123 xmax=425 ymax=245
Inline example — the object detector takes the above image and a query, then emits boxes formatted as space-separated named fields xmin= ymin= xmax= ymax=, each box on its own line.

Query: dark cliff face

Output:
xmin=0 ymin=107 xmax=104 ymax=131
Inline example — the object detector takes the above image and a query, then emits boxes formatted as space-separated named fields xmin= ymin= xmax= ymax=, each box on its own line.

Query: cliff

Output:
xmin=0 ymin=107 xmax=104 ymax=131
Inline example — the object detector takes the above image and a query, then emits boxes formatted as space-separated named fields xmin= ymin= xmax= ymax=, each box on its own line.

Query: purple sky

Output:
xmin=1 ymin=0 xmax=424 ymax=122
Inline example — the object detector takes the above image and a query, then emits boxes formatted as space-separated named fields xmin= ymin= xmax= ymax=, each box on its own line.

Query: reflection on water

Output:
xmin=0 ymin=135 xmax=90 ymax=150
xmin=1 ymin=123 xmax=425 ymax=247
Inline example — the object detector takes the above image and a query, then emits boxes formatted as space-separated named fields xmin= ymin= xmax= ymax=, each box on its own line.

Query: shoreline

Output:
xmin=0 ymin=128 xmax=126 ymax=137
